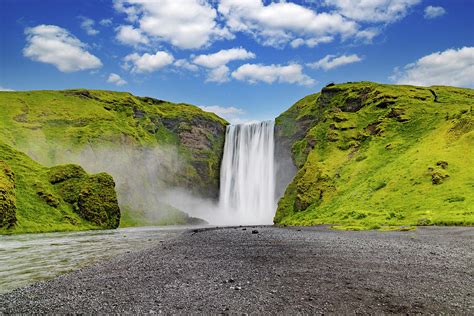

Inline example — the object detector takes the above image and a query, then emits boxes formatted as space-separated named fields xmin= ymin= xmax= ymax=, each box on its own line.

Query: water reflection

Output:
xmin=0 ymin=226 xmax=189 ymax=294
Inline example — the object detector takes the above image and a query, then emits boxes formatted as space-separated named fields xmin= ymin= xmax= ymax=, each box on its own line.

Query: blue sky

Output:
xmin=1 ymin=0 xmax=473 ymax=122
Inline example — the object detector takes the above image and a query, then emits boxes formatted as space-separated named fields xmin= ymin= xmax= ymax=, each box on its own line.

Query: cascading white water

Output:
xmin=219 ymin=120 xmax=276 ymax=225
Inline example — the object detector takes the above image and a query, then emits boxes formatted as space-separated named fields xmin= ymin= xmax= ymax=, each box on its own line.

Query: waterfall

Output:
xmin=219 ymin=120 xmax=276 ymax=225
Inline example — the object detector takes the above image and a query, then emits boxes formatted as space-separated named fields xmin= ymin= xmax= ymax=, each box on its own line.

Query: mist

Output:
xmin=21 ymin=141 xmax=222 ymax=225
xmin=18 ymin=120 xmax=289 ymax=226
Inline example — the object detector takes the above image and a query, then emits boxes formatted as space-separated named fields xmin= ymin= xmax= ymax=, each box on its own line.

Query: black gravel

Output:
xmin=1 ymin=226 xmax=473 ymax=314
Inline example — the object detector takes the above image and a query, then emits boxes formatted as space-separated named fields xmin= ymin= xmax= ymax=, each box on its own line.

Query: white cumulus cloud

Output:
xmin=79 ymin=17 xmax=99 ymax=35
xmin=232 ymin=63 xmax=315 ymax=86
xmin=392 ymin=47 xmax=474 ymax=88
xmin=116 ymin=25 xmax=149 ymax=46
xmin=23 ymin=24 xmax=102 ymax=73
xmin=324 ymin=0 xmax=421 ymax=23
xmin=107 ymin=73 xmax=127 ymax=86
xmin=193 ymin=47 xmax=255 ymax=68
xmin=355 ymin=27 xmax=381 ymax=43
xmin=123 ymin=51 xmax=174 ymax=73
xmin=206 ymin=65 xmax=231 ymax=83
xmin=290 ymin=36 xmax=334 ymax=48
xmin=218 ymin=0 xmax=359 ymax=48
xmin=113 ymin=0 xmax=233 ymax=49
xmin=0 ymin=86 xmax=15 ymax=91
xmin=192 ymin=47 xmax=256 ymax=82
xmin=308 ymin=54 xmax=362 ymax=71
xmin=424 ymin=6 xmax=446 ymax=19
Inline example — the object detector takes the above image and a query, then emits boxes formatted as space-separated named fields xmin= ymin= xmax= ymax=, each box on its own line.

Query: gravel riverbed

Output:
xmin=1 ymin=226 xmax=473 ymax=314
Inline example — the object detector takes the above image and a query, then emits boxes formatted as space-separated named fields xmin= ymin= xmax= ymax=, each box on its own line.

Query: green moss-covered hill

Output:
xmin=274 ymin=82 xmax=473 ymax=230
xmin=0 ymin=89 xmax=227 ymax=197
xmin=0 ymin=141 xmax=120 ymax=234
xmin=0 ymin=89 xmax=227 ymax=230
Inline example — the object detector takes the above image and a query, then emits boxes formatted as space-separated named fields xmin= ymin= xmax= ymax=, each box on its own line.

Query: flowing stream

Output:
xmin=219 ymin=121 xmax=276 ymax=225
xmin=0 ymin=226 xmax=187 ymax=294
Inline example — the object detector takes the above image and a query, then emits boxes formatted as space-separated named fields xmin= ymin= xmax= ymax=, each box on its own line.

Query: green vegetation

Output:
xmin=3 ymin=84 xmax=472 ymax=233
xmin=274 ymin=82 xmax=474 ymax=230
xmin=0 ymin=161 xmax=16 ymax=228
xmin=48 ymin=165 xmax=120 ymax=228
xmin=0 ymin=89 xmax=227 ymax=232
xmin=0 ymin=142 xmax=120 ymax=234
xmin=0 ymin=89 xmax=227 ymax=197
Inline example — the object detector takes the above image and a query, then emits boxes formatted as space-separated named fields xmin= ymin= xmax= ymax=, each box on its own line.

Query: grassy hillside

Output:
xmin=274 ymin=82 xmax=474 ymax=230
xmin=0 ymin=89 xmax=227 ymax=228
xmin=0 ymin=142 xmax=120 ymax=234
xmin=0 ymin=89 xmax=227 ymax=196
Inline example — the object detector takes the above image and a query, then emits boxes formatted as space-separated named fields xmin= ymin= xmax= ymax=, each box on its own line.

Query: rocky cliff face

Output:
xmin=274 ymin=92 xmax=319 ymax=199
xmin=274 ymin=82 xmax=474 ymax=229
xmin=161 ymin=115 xmax=226 ymax=198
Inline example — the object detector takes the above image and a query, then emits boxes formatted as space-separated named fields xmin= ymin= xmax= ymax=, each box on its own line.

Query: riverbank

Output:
xmin=0 ymin=226 xmax=186 ymax=294
xmin=1 ymin=226 xmax=473 ymax=313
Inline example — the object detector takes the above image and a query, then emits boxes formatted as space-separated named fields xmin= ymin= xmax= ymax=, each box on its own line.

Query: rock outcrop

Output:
xmin=48 ymin=165 xmax=120 ymax=229
xmin=0 ymin=142 xmax=121 ymax=233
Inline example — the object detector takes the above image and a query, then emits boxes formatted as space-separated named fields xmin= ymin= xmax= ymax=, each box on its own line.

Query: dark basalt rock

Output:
xmin=319 ymin=87 xmax=343 ymax=108
xmin=64 ymin=89 xmax=99 ymax=101
xmin=170 ymin=117 xmax=226 ymax=199
xmin=436 ymin=161 xmax=448 ymax=169
xmin=429 ymin=89 xmax=439 ymax=102
xmin=138 ymin=96 xmax=166 ymax=105
xmin=387 ymin=107 xmax=409 ymax=122
xmin=132 ymin=107 xmax=144 ymax=119
xmin=431 ymin=172 xmax=449 ymax=185
xmin=376 ymin=99 xmax=397 ymax=108
xmin=366 ymin=121 xmax=383 ymax=136
xmin=341 ymin=97 xmax=364 ymax=112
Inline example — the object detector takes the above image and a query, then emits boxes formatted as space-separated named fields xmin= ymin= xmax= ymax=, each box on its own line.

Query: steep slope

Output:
xmin=0 ymin=89 xmax=227 ymax=227
xmin=0 ymin=142 xmax=120 ymax=234
xmin=0 ymin=89 xmax=227 ymax=197
xmin=274 ymin=82 xmax=474 ymax=229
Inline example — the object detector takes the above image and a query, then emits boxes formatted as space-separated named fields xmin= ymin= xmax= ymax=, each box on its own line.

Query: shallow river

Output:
xmin=0 ymin=226 xmax=190 ymax=294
